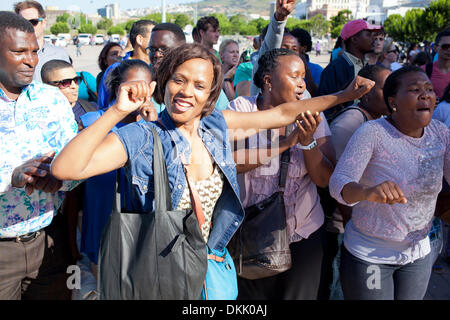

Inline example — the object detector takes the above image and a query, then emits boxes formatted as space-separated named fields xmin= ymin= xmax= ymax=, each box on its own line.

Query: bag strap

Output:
xmin=80 ymin=72 xmax=98 ymax=101
xmin=78 ymin=99 xmax=98 ymax=113
xmin=279 ymin=126 xmax=291 ymax=189
xmin=332 ymin=106 xmax=368 ymax=123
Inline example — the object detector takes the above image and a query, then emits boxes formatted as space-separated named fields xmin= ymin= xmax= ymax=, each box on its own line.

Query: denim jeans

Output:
xmin=340 ymin=245 xmax=433 ymax=300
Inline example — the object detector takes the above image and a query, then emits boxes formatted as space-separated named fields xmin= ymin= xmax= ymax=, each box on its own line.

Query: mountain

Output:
xmin=190 ymin=0 xmax=276 ymax=17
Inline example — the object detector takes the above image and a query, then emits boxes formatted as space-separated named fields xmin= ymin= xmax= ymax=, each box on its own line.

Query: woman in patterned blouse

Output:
xmin=329 ymin=65 xmax=450 ymax=300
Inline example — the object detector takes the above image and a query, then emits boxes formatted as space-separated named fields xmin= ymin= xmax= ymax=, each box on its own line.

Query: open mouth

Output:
xmin=295 ymin=92 xmax=304 ymax=100
xmin=173 ymin=98 xmax=193 ymax=112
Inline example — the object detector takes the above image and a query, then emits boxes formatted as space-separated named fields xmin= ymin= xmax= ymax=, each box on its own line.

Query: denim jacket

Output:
xmin=114 ymin=108 xmax=244 ymax=252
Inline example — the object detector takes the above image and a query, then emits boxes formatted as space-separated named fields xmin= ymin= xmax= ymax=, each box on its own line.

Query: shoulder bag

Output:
xmin=98 ymin=127 xmax=208 ymax=299
xmin=228 ymin=147 xmax=292 ymax=280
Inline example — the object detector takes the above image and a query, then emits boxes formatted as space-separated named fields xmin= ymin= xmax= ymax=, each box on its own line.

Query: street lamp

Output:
xmin=162 ymin=0 xmax=166 ymax=23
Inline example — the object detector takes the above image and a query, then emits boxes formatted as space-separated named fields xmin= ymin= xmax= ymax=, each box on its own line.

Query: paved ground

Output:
xmin=65 ymin=44 xmax=102 ymax=77
xmin=65 ymin=43 xmax=450 ymax=300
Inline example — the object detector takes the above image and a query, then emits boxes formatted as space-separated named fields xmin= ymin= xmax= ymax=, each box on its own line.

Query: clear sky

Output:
xmin=0 ymin=0 xmax=200 ymax=14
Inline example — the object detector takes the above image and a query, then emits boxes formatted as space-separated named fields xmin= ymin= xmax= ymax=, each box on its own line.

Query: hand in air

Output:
xmin=113 ymin=80 xmax=157 ymax=116
xmin=275 ymin=0 xmax=296 ymax=21
xmin=343 ymin=76 xmax=375 ymax=102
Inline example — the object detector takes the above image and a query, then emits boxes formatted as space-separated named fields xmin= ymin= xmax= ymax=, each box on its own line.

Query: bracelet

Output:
xmin=298 ymin=139 xmax=317 ymax=150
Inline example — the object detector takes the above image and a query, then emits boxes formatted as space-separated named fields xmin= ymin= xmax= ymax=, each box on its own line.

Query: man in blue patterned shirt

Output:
xmin=0 ymin=12 xmax=79 ymax=299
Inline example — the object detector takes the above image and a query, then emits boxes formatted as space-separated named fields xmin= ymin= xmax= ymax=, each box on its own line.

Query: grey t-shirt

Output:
xmin=34 ymin=42 xmax=71 ymax=82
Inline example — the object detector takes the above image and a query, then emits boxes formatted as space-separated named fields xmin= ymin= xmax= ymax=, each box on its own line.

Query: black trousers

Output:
xmin=237 ymin=224 xmax=327 ymax=300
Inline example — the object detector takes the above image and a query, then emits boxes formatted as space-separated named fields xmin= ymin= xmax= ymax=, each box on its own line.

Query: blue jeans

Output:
xmin=340 ymin=245 xmax=433 ymax=300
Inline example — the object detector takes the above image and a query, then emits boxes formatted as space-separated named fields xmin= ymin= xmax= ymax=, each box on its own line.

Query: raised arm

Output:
xmin=223 ymin=76 xmax=374 ymax=136
xmin=51 ymin=81 xmax=156 ymax=180
xmin=249 ymin=0 xmax=294 ymax=96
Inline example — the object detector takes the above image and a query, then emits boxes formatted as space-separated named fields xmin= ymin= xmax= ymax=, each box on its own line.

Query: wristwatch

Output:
xmin=298 ymin=139 xmax=317 ymax=150
xmin=224 ymin=78 xmax=233 ymax=82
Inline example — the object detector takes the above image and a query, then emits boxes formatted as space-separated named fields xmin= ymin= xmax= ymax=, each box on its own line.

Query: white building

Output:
xmin=98 ymin=3 xmax=121 ymax=19
xmin=366 ymin=0 xmax=432 ymax=24
xmin=295 ymin=0 xmax=370 ymax=20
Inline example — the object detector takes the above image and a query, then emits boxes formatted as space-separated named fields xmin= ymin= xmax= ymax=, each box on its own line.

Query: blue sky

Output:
xmin=0 ymin=0 xmax=200 ymax=14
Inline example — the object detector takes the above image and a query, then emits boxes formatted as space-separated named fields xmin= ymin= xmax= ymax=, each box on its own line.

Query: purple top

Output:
xmin=228 ymin=96 xmax=331 ymax=242
xmin=329 ymin=118 xmax=450 ymax=263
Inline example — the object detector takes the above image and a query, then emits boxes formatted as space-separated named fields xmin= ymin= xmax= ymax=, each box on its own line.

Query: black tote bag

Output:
xmin=98 ymin=127 xmax=208 ymax=299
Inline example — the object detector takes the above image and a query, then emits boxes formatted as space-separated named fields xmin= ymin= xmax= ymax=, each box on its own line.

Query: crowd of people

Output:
xmin=0 ymin=0 xmax=449 ymax=301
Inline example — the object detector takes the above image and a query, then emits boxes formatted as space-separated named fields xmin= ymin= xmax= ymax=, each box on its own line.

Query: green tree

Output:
xmin=174 ymin=13 xmax=192 ymax=29
xmin=402 ymin=8 xmax=426 ymax=43
xmin=79 ymin=23 xmax=97 ymax=34
xmin=330 ymin=24 xmax=344 ymax=39
xmin=422 ymin=0 xmax=450 ymax=41
xmin=310 ymin=14 xmax=329 ymax=38
xmin=50 ymin=22 xmax=69 ymax=35
xmin=286 ymin=17 xmax=301 ymax=30
xmin=248 ymin=17 xmax=269 ymax=35
xmin=123 ymin=19 xmax=137 ymax=32
xmin=384 ymin=14 xmax=405 ymax=42
xmin=97 ymin=18 xmax=113 ymax=31
xmin=329 ymin=9 xmax=352 ymax=38
xmin=239 ymin=24 xmax=258 ymax=36
xmin=107 ymin=26 xmax=125 ymax=36
xmin=330 ymin=9 xmax=352 ymax=31
xmin=230 ymin=14 xmax=247 ymax=34
xmin=211 ymin=13 xmax=233 ymax=35
xmin=56 ymin=13 xmax=70 ymax=23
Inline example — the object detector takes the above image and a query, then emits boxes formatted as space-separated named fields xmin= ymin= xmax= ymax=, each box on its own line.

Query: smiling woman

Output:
xmin=50 ymin=42 xmax=374 ymax=300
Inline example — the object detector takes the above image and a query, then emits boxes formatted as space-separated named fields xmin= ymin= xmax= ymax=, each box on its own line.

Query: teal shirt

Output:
xmin=233 ymin=62 xmax=253 ymax=89
xmin=77 ymin=71 xmax=97 ymax=101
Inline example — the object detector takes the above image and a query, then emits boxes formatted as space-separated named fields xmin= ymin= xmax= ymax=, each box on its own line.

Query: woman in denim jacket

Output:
xmin=51 ymin=43 xmax=373 ymax=295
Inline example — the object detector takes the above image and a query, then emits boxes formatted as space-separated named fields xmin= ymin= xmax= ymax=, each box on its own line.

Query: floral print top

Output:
xmin=0 ymin=81 xmax=78 ymax=237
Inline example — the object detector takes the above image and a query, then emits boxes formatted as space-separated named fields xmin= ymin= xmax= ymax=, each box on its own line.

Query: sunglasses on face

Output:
xmin=147 ymin=46 xmax=170 ymax=55
xmin=27 ymin=17 xmax=44 ymax=26
xmin=440 ymin=43 xmax=450 ymax=50
xmin=48 ymin=76 xmax=81 ymax=89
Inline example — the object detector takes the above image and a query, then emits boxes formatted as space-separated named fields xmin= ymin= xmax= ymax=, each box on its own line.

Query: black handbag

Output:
xmin=98 ymin=127 xmax=208 ymax=299
xmin=228 ymin=147 xmax=292 ymax=280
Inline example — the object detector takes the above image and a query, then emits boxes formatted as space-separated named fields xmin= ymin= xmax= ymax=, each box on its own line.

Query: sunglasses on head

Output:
xmin=440 ymin=43 xmax=450 ymax=50
xmin=49 ymin=76 xmax=81 ymax=89
xmin=387 ymin=49 xmax=398 ymax=54
xmin=27 ymin=17 xmax=44 ymax=26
